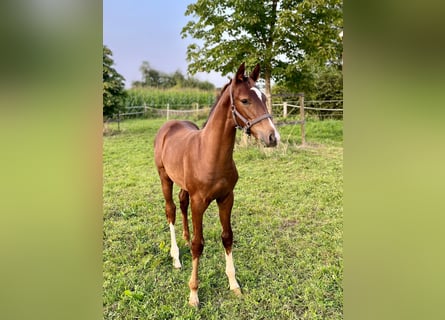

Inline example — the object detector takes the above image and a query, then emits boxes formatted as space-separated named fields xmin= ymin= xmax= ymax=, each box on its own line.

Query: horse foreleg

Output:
xmin=217 ymin=192 xmax=241 ymax=295
xmin=189 ymin=254 xmax=200 ymax=307
xmin=179 ymin=189 xmax=190 ymax=246
xmin=188 ymin=197 xmax=209 ymax=307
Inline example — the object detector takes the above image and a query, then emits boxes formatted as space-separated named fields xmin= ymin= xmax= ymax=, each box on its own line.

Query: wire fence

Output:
xmin=272 ymin=98 xmax=343 ymax=120
xmin=118 ymin=104 xmax=211 ymax=119
xmin=107 ymin=103 xmax=211 ymax=130
xmin=114 ymin=100 xmax=343 ymax=120
xmin=108 ymin=98 xmax=343 ymax=142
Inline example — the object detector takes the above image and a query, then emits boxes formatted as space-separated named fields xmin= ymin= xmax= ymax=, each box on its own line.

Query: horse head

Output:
xmin=230 ymin=63 xmax=280 ymax=147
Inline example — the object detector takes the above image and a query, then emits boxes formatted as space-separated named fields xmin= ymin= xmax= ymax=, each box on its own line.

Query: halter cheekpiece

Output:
xmin=229 ymin=84 xmax=273 ymax=136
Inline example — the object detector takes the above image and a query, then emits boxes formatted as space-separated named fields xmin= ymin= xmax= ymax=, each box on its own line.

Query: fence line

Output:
xmin=111 ymin=103 xmax=211 ymax=130
xmin=274 ymin=104 xmax=343 ymax=112
xmin=111 ymin=99 xmax=342 ymax=145
xmin=305 ymin=100 xmax=343 ymax=103
xmin=271 ymin=98 xmax=343 ymax=144
xmin=304 ymin=106 xmax=343 ymax=111
xmin=118 ymin=100 xmax=343 ymax=119
xmin=146 ymin=106 xmax=211 ymax=114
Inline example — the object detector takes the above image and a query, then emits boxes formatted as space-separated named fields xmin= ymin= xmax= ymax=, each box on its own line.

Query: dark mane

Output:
xmin=202 ymin=81 xmax=232 ymax=128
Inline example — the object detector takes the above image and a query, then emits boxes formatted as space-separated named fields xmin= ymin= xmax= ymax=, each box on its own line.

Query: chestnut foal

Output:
xmin=154 ymin=63 xmax=279 ymax=306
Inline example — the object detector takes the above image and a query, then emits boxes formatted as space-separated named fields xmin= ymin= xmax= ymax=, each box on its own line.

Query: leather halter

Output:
xmin=229 ymin=84 xmax=273 ymax=135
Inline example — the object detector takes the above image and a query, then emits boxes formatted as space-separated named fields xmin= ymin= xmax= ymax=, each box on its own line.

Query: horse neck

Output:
xmin=201 ymin=88 xmax=236 ymax=162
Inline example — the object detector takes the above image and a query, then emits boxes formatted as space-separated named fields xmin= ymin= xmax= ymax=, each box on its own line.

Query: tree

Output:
xmin=103 ymin=45 xmax=127 ymax=119
xmin=132 ymin=61 xmax=216 ymax=90
xmin=181 ymin=0 xmax=343 ymax=113
xmin=276 ymin=56 xmax=342 ymax=100
xmin=139 ymin=61 xmax=161 ymax=87
xmin=172 ymin=70 xmax=185 ymax=87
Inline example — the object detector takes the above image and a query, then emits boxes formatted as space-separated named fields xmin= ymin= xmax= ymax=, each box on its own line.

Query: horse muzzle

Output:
xmin=267 ymin=131 xmax=279 ymax=147
xmin=262 ymin=128 xmax=280 ymax=147
xmin=254 ymin=125 xmax=280 ymax=147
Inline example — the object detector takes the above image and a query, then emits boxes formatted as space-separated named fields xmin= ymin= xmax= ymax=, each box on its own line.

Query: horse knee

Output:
xmin=191 ymin=238 xmax=204 ymax=258
xmin=179 ymin=191 xmax=189 ymax=210
xmin=165 ymin=202 xmax=176 ymax=224
xmin=221 ymin=230 xmax=233 ymax=250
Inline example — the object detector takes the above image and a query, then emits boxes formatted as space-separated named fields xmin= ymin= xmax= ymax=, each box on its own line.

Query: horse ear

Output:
xmin=235 ymin=62 xmax=246 ymax=82
xmin=250 ymin=64 xmax=261 ymax=81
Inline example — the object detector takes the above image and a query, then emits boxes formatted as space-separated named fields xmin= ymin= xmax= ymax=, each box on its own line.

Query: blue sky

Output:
xmin=103 ymin=1 xmax=227 ymax=88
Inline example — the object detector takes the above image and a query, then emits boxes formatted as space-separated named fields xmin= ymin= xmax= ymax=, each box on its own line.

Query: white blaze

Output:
xmin=251 ymin=86 xmax=280 ymax=144
xmin=269 ymin=118 xmax=281 ymax=143
xmin=250 ymin=87 xmax=263 ymax=100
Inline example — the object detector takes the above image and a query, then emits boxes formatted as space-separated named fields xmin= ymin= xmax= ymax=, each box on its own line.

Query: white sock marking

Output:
xmin=225 ymin=251 xmax=240 ymax=290
xmin=169 ymin=223 xmax=181 ymax=268
xmin=189 ymin=290 xmax=199 ymax=307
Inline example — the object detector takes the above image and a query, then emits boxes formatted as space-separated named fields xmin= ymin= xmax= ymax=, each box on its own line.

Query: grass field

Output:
xmin=103 ymin=117 xmax=343 ymax=319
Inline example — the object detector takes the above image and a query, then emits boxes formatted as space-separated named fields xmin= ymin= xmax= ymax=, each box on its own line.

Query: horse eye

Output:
xmin=240 ymin=99 xmax=249 ymax=105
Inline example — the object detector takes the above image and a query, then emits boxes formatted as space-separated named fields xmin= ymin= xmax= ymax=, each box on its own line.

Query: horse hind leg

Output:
xmin=159 ymin=170 xmax=181 ymax=269
xmin=179 ymin=189 xmax=190 ymax=246
xmin=169 ymin=223 xmax=181 ymax=269
xmin=217 ymin=192 xmax=241 ymax=295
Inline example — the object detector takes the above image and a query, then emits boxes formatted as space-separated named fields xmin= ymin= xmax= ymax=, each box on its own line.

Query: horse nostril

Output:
xmin=269 ymin=133 xmax=277 ymax=146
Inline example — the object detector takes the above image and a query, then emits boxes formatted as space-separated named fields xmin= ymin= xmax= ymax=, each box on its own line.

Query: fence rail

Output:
xmin=273 ymin=103 xmax=343 ymax=112
xmin=110 ymin=98 xmax=342 ymax=145
xmin=115 ymin=104 xmax=210 ymax=118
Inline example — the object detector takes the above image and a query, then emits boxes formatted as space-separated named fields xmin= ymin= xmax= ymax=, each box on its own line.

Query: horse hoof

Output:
xmin=188 ymin=295 xmax=199 ymax=307
xmin=189 ymin=300 xmax=199 ymax=307
xmin=173 ymin=260 xmax=182 ymax=269
xmin=232 ymin=287 xmax=242 ymax=296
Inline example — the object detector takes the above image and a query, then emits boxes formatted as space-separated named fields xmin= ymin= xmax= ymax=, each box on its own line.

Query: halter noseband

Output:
xmin=229 ymin=84 xmax=273 ymax=135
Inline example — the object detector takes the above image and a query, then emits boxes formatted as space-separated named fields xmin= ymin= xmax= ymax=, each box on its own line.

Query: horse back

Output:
xmin=154 ymin=120 xmax=199 ymax=149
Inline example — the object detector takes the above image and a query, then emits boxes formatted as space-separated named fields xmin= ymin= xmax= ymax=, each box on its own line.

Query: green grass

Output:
xmin=103 ymin=118 xmax=343 ymax=319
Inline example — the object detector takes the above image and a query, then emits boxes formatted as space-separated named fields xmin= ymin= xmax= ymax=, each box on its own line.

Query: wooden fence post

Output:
xmin=299 ymin=94 xmax=306 ymax=145
xmin=115 ymin=110 xmax=120 ymax=131
xmin=166 ymin=103 xmax=170 ymax=121
xmin=283 ymin=101 xmax=288 ymax=118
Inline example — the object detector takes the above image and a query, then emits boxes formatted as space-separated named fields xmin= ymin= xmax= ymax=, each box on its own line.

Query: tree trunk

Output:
xmin=264 ymin=66 xmax=272 ymax=115
xmin=263 ymin=0 xmax=278 ymax=115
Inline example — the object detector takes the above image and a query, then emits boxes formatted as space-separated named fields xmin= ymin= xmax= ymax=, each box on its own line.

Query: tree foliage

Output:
xmin=181 ymin=0 xmax=343 ymax=112
xmin=133 ymin=61 xmax=215 ymax=91
xmin=274 ymin=58 xmax=342 ymax=101
xmin=103 ymin=45 xmax=127 ymax=119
